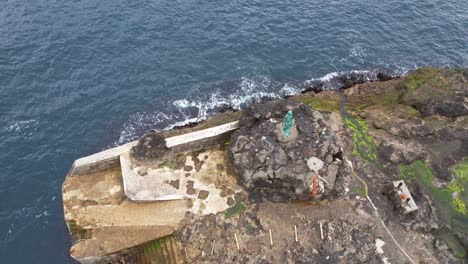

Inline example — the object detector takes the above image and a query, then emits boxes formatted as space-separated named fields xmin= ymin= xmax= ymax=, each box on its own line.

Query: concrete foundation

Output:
xmin=62 ymin=120 xmax=241 ymax=262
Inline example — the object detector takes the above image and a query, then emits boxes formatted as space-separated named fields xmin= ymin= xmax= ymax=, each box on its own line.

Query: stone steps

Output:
xmin=135 ymin=236 xmax=179 ymax=264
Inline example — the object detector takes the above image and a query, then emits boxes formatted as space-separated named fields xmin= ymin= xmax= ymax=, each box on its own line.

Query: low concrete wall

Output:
xmin=70 ymin=141 xmax=137 ymax=176
xmin=69 ymin=121 xmax=239 ymax=177
xmin=166 ymin=121 xmax=238 ymax=147
xmin=169 ymin=121 xmax=238 ymax=153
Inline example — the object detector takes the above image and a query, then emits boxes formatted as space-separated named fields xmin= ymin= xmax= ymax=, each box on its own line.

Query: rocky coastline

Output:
xmin=62 ymin=67 xmax=467 ymax=263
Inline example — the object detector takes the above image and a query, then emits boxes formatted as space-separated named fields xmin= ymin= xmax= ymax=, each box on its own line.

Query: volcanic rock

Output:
xmin=229 ymin=100 xmax=346 ymax=202
xmin=130 ymin=130 xmax=170 ymax=162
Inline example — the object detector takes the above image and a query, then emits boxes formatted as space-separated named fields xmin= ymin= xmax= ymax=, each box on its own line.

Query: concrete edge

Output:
xmin=166 ymin=121 xmax=239 ymax=147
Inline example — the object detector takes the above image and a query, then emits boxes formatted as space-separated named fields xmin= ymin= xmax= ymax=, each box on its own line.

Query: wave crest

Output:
xmin=114 ymin=68 xmax=400 ymax=145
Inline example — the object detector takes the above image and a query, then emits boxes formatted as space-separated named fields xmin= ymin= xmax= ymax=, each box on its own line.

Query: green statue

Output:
xmin=282 ymin=110 xmax=293 ymax=138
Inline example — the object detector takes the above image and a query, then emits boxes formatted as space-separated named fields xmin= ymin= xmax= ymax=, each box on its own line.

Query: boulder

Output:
xmin=130 ymin=131 xmax=170 ymax=162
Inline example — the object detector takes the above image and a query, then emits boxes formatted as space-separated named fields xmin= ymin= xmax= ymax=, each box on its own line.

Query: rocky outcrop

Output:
xmin=229 ymin=100 xmax=347 ymax=202
xmin=130 ymin=130 xmax=170 ymax=163
xmin=63 ymin=67 xmax=467 ymax=263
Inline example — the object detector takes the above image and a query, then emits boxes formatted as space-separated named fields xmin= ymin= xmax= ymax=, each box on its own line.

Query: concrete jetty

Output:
xmin=62 ymin=118 xmax=240 ymax=263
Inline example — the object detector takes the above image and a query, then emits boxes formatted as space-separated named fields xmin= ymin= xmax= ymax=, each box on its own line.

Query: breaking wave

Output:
xmin=114 ymin=68 xmax=403 ymax=145
xmin=6 ymin=119 xmax=39 ymax=140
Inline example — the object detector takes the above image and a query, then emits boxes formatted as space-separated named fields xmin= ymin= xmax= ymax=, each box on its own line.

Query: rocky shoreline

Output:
xmin=62 ymin=68 xmax=467 ymax=263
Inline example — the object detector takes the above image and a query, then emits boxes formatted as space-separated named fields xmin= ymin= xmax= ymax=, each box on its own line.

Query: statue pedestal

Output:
xmin=275 ymin=122 xmax=298 ymax=143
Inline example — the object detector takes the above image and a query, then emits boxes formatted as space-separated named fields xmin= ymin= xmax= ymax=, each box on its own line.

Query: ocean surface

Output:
xmin=0 ymin=0 xmax=467 ymax=262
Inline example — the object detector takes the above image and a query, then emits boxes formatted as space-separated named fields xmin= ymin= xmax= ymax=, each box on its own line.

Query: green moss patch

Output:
xmin=370 ymin=90 xmax=403 ymax=108
xmin=144 ymin=236 xmax=166 ymax=253
xmin=351 ymin=186 xmax=366 ymax=197
xmin=400 ymin=105 xmax=421 ymax=118
xmin=294 ymin=95 xmax=339 ymax=112
xmin=344 ymin=117 xmax=378 ymax=164
xmin=453 ymin=158 xmax=468 ymax=182
xmin=224 ymin=194 xmax=246 ymax=218
xmin=439 ymin=233 xmax=466 ymax=259
xmin=345 ymin=89 xmax=404 ymax=115
xmin=451 ymin=158 xmax=468 ymax=215
xmin=403 ymin=67 xmax=439 ymax=91
xmin=398 ymin=160 xmax=468 ymax=216
xmin=160 ymin=161 xmax=176 ymax=170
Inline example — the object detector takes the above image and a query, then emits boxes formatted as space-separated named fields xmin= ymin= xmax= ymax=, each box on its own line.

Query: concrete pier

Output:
xmin=62 ymin=119 xmax=241 ymax=262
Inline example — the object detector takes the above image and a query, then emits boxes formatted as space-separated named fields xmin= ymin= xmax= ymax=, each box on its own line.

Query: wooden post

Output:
xmin=294 ymin=225 xmax=298 ymax=243
xmin=211 ymin=240 xmax=215 ymax=255
xmin=320 ymin=223 xmax=324 ymax=240
xmin=269 ymin=229 xmax=273 ymax=246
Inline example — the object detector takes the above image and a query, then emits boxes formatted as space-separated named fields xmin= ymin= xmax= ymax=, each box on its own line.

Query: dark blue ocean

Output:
xmin=0 ymin=0 xmax=467 ymax=262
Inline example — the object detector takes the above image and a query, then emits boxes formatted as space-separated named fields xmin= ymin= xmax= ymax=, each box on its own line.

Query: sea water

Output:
xmin=0 ymin=0 xmax=467 ymax=262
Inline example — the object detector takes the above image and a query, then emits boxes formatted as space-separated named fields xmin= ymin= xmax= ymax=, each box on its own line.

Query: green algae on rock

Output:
xmin=344 ymin=117 xmax=378 ymax=165
xmin=293 ymin=95 xmax=339 ymax=112
xmin=224 ymin=194 xmax=246 ymax=218
xmin=452 ymin=158 xmax=468 ymax=184
xmin=398 ymin=160 xmax=468 ymax=216
xmin=402 ymin=67 xmax=440 ymax=91
xmin=451 ymin=158 xmax=468 ymax=215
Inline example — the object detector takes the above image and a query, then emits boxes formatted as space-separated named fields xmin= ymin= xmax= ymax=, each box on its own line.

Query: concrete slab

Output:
xmin=391 ymin=180 xmax=418 ymax=214
xmin=121 ymin=148 xmax=240 ymax=215
xmin=120 ymin=152 xmax=185 ymax=201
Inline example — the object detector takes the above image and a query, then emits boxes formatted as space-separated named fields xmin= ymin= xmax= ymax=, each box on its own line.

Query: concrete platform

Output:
xmin=63 ymin=120 xmax=242 ymax=262
xmin=62 ymin=147 xmax=241 ymax=262
xmin=62 ymin=166 xmax=187 ymax=261
xmin=121 ymin=148 xmax=240 ymax=215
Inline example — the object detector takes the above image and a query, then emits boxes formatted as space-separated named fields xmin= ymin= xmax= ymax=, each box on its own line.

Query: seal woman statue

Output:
xmin=282 ymin=110 xmax=293 ymax=138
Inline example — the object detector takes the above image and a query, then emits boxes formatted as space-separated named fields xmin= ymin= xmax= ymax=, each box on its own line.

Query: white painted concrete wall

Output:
xmin=71 ymin=141 xmax=138 ymax=176
xmin=165 ymin=121 xmax=239 ymax=147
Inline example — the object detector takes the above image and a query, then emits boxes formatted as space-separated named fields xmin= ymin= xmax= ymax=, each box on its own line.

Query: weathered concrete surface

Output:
xmin=63 ymin=144 xmax=241 ymax=262
xmin=62 ymin=166 xmax=187 ymax=262
xmin=121 ymin=148 xmax=241 ymax=216
xmin=70 ymin=226 xmax=175 ymax=263
xmin=71 ymin=141 xmax=137 ymax=176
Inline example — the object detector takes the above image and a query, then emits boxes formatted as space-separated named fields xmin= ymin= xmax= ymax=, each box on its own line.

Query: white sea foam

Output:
xmin=279 ymin=83 xmax=300 ymax=96
xmin=6 ymin=119 xmax=39 ymax=139
xmin=114 ymin=69 xmax=403 ymax=146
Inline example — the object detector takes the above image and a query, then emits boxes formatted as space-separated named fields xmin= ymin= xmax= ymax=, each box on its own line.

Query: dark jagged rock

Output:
xmin=420 ymin=95 xmax=468 ymax=118
xmin=377 ymin=137 xmax=427 ymax=174
xmin=376 ymin=72 xmax=395 ymax=81
xmin=301 ymin=83 xmax=324 ymax=94
xmin=172 ymin=121 xmax=200 ymax=130
xmin=229 ymin=99 xmax=346 ymax=202
xmin=130 ymin=131 xmax=170 ymax=161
